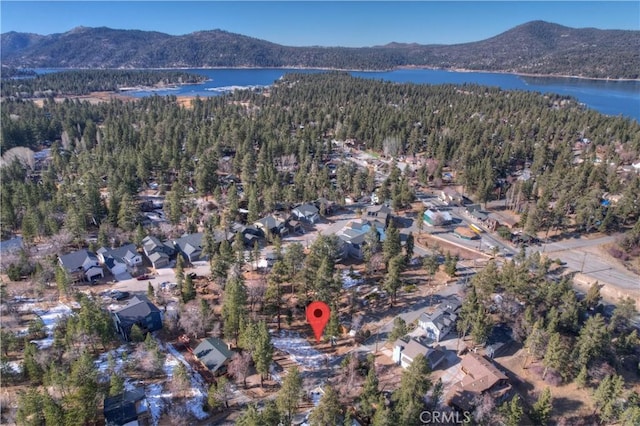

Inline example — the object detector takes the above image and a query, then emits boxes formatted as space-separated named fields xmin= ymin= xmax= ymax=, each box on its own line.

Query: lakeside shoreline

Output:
xmin=27 ymin=66 xmax=640 ymax=82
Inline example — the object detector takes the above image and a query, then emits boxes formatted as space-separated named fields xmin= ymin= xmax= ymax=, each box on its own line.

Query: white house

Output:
xmin=418 ymin=297 xmax=461 ymax=342
xmin=291 ymin=203 xmax=319 ymax=224
xmin=392 ymin=337 xmax=446 ymax=370
xmin=97 ymin=244 xmax=142 ymax=279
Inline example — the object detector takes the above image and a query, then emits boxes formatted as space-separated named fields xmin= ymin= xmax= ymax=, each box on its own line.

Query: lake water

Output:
xmin=41 ymin=68 xmax=640 ymax=121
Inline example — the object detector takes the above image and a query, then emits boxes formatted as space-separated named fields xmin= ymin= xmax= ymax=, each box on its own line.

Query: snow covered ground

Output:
xmin=341 ymin=269 xmax=364 ymax=289
xmin=271 ymin=330 xmax=333 ymax=370
xmin=28 ymin=303 xmax=74 ymax=349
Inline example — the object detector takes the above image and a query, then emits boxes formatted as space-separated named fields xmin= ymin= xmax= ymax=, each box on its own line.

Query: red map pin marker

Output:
xmin=306 ymin=301 xmax=330 ymax=342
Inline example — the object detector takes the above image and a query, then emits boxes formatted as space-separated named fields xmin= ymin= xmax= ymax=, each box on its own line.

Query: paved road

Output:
xmin=528 ymin=234 xmax=639 ymax=292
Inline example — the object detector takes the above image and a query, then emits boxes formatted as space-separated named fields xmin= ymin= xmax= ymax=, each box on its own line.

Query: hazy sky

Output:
xmin=1 ymin=1 xmax=638 ymax=47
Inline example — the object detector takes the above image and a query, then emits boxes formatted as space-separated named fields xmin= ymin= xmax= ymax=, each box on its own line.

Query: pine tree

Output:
xmin=360 ymin=362 xmax=381 ymax=420
xmin=221 ymin=275 xmax=248 ymax=345
xmin=404 ymin=232 xmax=414 ymax=262
xmin=324 ymin=306 xmax=341 ymax=345
xmin=383 ymin=222 xmax=401 ymax=265
xmin=384 ymin=254 xmax=405 ymax=305
xmin=500 ymin=395 xmax=524 ymax=426
xmin=182 ymin=274 xmax=196 ymax=303
xmin=109 ymin=374 xmax=125 ymax=396
xmin=392 ymin=353 xmax=431 ymax=424
xmin=531 ymin=388 xmax=553 ymax=426
xmin=543 ymin=332 xmax=568 ymax=380
xmin=277 ymin=366 xmax=303 ymax=426
xmin=594 ymin=374 xmax=624 ymax=424
xmin=308 ymin=385 xmax=342 ymax=426
xmin=253 ymin=321 xmax=274 ymax=387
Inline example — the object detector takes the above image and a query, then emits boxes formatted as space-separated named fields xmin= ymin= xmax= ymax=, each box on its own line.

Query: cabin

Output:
xmin=193 ymin=337 xmax=233 ymax=375
xmin=392 ymin=336 xmax=446 ymax=370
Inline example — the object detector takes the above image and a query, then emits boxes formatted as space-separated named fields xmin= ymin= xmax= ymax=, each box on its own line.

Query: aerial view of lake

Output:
xmin=121 ymin=68 xmax=640 ymax=121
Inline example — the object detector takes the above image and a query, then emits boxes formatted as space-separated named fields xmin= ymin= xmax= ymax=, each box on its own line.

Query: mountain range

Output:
xmin=2 ymin=21 xmax=639 ymax=79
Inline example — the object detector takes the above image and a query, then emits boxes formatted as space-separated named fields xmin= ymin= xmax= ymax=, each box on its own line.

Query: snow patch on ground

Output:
xmin=30 ymin=303 xmax=74 ymax=349
xmin=271 ymin=330 xmax=332 ymax=370
xmin=342 ymin=269 xmax=364 ymax=289
xmin=94 ymin=345 xmax=129 ymax=376
xmin=162 ymin=342 xmax=209 ymax=421
xmin=8 ymin=361 xmax=22 ymax=373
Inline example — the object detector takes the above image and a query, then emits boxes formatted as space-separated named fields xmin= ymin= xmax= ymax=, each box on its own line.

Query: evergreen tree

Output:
xmin=324 ymin=306 xmax=341 ymax=345
xmin=182 ymin=274 xmax=196 ymax=303
xmin=360 ymin=362 xmax=381 ymax=421
xmin=383 ymin=222 xmax=401 ymax=265
xmin=543 ymin=332 xmax=569 ymax=380
xmin=253 ymin=321 xmax=274 ymax=387
xmin=392 ymin=353 xmax=431 ymax=425
xmin=499 ymin=395 xmax=524 ymax=426
xmin=594 ymin=374 xmax=624 ymax=424
xmin=277 ymin=366 xmax=303 ymax=426
xmin=308 ymin=385 xmax=342 ymax=426
xmin=221 ymin=275 xmax=248 ymax=345
xmin=384 ymin=254 xmax=405 ymax=305
xmin=404 ymin=232 xmax=414 ymax=262
xmin=531 ymin=388 xmax=553 ymax=426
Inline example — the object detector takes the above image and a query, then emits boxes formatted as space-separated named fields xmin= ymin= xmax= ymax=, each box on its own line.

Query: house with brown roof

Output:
xmin=446 ymin=352 xmax=511 ymax=411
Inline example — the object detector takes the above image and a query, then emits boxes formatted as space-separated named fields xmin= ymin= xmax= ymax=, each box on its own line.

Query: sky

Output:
xmin=1 ymin=1 xmax=639 ymax=47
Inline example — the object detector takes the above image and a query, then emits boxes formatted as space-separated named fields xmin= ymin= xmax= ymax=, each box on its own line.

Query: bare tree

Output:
xmin=246 ymin=275 xmax=267 ymax=312
xmin=228 ymin=351 xmax=252 ymax=388
xmin=178 ymin=301 xmax=207 ymax=339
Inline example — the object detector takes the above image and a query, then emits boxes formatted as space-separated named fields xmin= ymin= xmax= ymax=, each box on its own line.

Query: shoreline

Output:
xmin=31 ymin=66 xmax=640 ymax=82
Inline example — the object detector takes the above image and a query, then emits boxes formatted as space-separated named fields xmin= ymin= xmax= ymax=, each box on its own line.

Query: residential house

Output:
xmin=423 ymin=209 xmax=453 ymax=226
xmin=363 ymin=204 xmax=392 ymax=228
xmin=112 ymin=295 xmax=162 ymax=341
xmin=440 ymin=187 xmax=464 ymax=206
xmin=97 ymin=243 xmax=143 ymax=279
xmin=392 ymin=336 xmax=447 ymax=370
xmin=254 ymin=214 xmax=287 ymax=237
xmin=103 ymin=386 xmax=149 ymax=426
xmin=418 ymin=297 xmax=461 ymax=341
xmin=142 ymin=235 xmax=175 ymax=269
xmin=173 ymin=233 xmax=205 ymax=263
xmin=193 ymin=337 xmax=233 ymax=375
xmin=292 ymin=203 xmax=320 ymax=224
xmin=337 ymin=220 xmax=385 ymax=260
xmin=58 ymin=249 xmax=104 ymax=283
xmin=0 ymin=236 xmax=23 ymax=254
xmin=446 ymin=352 xmax=511 ymax=411
xmin=231 ymin=223 xmax=262 ymax=246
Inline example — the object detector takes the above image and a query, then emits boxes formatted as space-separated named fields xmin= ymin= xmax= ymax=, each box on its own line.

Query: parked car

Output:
xmin=136 ymin=274 xmax=150 ymax=281
xmin=111 ymin=290 xmax=130 ymax=301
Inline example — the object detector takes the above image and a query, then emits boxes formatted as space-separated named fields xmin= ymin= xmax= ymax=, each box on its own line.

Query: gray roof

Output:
xmin=142 ymin=235 xmax=175 ymax=256
xmin=396 ymin=337 xmax=447 ymax=368
xmin=0 ymin=237 xmax=23 ymax=253
xmin=193 ymin=337 xmax=233 ymax=373
xmin=420 ymin=306 xmax=457 ymax=331
xmin=174 ymin=233 xmax=203 ymax=254
xmin=103 ymin=386 xmax=146 ymax=426
xmin=255 ymin=215 xmax=284 ymax=230
xmin=59 ymin=249 xmax=98 ymax=272
xmin=114 ymin=296 xmax=160 ymax=326
xmin=293 ymin=203 xmax=319 ymax=217
xmin=148 ymin=251 xmax=169 ymax=263
xmin=103 ymin=243 xmax=139 ymax=262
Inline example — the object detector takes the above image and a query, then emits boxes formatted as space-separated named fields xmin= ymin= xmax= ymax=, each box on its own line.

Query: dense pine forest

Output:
xmin=1 ymin=72 xmax=639 ymax=243
xmin=0 ymin=69 xmax=207 ymax=97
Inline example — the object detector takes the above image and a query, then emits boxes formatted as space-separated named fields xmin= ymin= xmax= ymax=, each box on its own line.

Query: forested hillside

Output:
xmin=2 ymin=21 xmax=639 ymax=79
xmin=0 ymin=69 xmax=207 ymax=97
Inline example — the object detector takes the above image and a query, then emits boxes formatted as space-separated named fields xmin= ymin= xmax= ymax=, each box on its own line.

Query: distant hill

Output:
xmin=2 ymin=21 xmax=639 ymax=79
